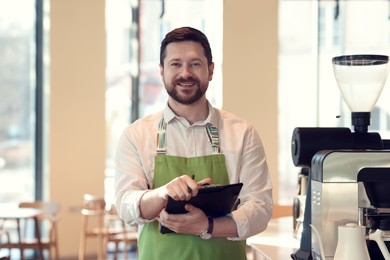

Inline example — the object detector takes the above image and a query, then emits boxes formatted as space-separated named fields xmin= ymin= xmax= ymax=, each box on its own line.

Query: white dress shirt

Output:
xmin=115 ymin=102 xmax=273 ymax=240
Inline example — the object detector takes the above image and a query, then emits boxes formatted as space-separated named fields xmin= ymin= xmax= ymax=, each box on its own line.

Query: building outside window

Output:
xmin=0 ymin=0 xmax=44 ymax=203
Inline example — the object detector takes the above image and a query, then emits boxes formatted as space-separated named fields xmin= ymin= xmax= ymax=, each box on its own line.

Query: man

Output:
xmin=115 ymin=27 xmax=273 ymax=260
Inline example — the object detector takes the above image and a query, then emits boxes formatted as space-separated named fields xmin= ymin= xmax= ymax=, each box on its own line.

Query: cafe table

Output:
xmin=0 ymin=203 xmax=44 ymax=260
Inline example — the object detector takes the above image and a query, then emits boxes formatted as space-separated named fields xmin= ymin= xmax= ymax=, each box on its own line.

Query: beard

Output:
xmin=164 ymin=76 xmax=207 ymax=105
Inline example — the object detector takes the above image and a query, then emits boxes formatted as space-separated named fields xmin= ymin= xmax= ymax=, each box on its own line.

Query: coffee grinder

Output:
xmin=290 ymin=55 xmax=390 ymax=260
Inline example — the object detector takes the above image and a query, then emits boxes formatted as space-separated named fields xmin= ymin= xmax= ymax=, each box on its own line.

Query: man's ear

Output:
xmin=159 ymin=64 xmax=164 ymax=78
xmin=208 ymin=62 xmax=215 ymax=81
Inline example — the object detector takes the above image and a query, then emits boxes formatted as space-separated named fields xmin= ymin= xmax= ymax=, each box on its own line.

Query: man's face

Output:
xmin=160 ymin=41 xmax=214 ymax=105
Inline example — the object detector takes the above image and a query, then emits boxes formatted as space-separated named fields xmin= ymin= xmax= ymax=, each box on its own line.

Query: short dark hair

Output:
xmin=160 ymin=27 xmax=213 ymax=67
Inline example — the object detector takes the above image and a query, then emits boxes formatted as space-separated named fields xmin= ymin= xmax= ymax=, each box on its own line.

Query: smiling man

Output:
xmin=115 ymin=27 xmax=273 ymax=260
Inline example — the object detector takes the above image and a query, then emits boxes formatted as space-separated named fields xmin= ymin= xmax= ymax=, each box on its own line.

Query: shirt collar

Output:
xmin=162 ymin=101 xmax=219 ymax=127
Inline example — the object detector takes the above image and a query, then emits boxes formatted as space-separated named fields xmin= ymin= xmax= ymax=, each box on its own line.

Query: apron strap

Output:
xmin=157 ymin=117 xmax=167 ymax=155
xmin=156 ymin=117 xmax=221 ymax=155
xmin=206 ymin=124 xmax=221 ymax=154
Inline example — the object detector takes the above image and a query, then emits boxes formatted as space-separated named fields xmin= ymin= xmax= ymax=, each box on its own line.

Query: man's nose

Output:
xmin=180 ymin=66 xmax=192 ymax=78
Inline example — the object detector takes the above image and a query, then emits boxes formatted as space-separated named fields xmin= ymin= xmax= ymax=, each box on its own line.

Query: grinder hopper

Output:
xmin=332 ymin=54 xmax=390 ymax=133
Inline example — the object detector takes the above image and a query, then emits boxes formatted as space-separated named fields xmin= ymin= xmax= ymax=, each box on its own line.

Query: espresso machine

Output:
xmin=359 ymin=167 xmax=390 ymax=259
xmin=290 ymin=55 xmax=390 ymax=260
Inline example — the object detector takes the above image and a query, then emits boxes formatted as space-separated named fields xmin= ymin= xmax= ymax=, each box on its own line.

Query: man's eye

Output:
xmin=191 ymin=63 xmax=201 ymax=68
xmin=170 ymin=63 xmax=181 ymax=67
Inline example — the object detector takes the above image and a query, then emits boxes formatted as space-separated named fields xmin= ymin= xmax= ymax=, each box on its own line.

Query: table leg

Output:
xmin=33 ymin=217 xmax=44 ymax=260
xmin=16 ymin=219 xmax=24 ymax=260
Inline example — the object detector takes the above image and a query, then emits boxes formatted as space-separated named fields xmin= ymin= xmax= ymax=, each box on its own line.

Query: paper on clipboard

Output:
xmin=160 ymin=183 xmax=243 ymax=234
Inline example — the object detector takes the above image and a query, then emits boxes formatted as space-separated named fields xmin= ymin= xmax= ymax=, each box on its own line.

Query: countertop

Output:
xmin=247 ymin=217 xmax=300 ymax=260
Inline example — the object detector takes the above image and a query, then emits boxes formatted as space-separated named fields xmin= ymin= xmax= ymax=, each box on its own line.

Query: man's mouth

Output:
xmin=177 ymin=81 xmax=196 ymax=87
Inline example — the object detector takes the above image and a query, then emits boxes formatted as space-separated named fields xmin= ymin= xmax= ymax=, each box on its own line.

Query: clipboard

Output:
xmin=160 ymin=183 xmax=243 ymax=234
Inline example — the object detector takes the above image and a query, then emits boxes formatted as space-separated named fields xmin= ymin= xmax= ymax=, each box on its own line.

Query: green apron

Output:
xmin=138 ymin=118 xmax=246 ymax=260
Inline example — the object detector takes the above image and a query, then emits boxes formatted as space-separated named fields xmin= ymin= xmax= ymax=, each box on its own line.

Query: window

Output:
xmin=0 ymin=0 xmax=46 ymax=203
xmin=278 ymin=1 xmax=318 ymax=204
xmin=279 ymin=0 xmax=390 ymax=204
xmin=104 ymin=0 xmax=223 ymax=203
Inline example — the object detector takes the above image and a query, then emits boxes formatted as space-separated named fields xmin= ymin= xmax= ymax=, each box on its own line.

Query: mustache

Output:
xmin=175 ymin=76 xmax=198 ymax=84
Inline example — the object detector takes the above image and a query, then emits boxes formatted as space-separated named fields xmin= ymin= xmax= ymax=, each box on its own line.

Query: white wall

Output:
xmin=50 ymin=0 xmax=106 ymax=257
xmin=223 ymin=0 xmax=279 ymax=202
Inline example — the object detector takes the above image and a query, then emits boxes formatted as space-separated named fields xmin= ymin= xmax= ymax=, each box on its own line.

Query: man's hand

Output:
xmin=140 ymin=175 xmax=211 ymax=220
xmin=157 ymin=204 xmax=208 ymax=235
xmin=158 ymin=175 xmax=212 ymax=201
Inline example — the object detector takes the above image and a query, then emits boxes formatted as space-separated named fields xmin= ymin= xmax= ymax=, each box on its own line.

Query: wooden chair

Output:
xmin=78 ymin=194 xmax=137 ymax=260
xmin=105 ymin=204 xmax=138 ymax=259
xmin=17 ymin=201 xmax=60 ymax=260
xmin=0 ymin=220 xmax=11 ymax=259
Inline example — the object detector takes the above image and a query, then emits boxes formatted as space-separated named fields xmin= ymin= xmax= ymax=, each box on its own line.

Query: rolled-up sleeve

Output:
xmin=115 ymin=114 xmax=160 ymax=225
